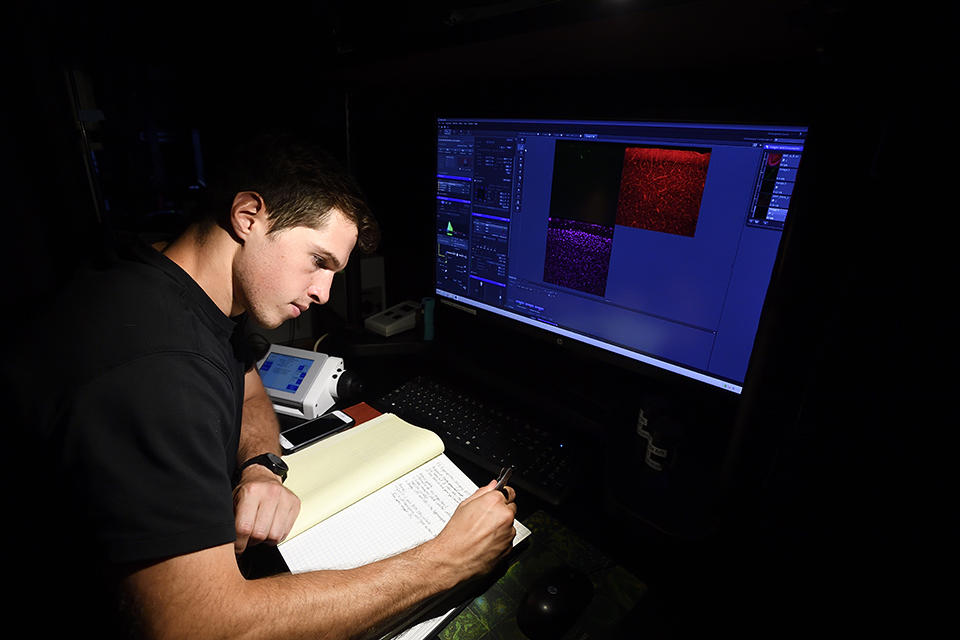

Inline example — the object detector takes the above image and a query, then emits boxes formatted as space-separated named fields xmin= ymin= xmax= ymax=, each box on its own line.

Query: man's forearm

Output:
xmin=250 ymin=539 xmax=462 ymax=640
xmin=233 ymin=366 xmax=301 ymax=553
xmin=238 ymin=387 xmax=283 ymax=461
xmin=124 ymin=534 xmax=461 ymax=640
xmin=125 ymin=480 xmax=516 ymax=640
xmin=238 ymin=367 xmax=283 ymax=463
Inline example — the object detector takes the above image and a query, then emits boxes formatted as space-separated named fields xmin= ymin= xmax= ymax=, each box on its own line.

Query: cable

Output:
xmin=312 ymin=333 xmax=330 ymax=352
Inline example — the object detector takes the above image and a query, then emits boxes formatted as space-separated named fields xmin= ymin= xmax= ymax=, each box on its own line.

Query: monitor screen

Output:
xmin=434 ymin=118 xmax=807 ymax=394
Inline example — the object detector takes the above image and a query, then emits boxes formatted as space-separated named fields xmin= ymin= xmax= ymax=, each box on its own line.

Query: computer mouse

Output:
xmin=516 ymin=564 xmax=594 ymax=640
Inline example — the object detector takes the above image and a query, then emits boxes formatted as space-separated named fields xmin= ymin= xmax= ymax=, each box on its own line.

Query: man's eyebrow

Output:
xmin=314 ymin=247 xmax=345 ymax=271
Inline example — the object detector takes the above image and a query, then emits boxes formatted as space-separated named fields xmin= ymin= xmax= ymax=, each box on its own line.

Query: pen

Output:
xmin=494 ymin=465 xmax=514 ymax=498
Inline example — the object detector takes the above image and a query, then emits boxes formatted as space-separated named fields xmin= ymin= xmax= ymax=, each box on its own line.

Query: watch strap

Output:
xmin=236 ymin=452 xmax=288 ymax=483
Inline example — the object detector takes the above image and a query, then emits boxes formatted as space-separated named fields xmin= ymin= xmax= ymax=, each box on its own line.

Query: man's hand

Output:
xmin=426 ymin=479 xmax=518 ymax=581
xmin=233 ymin=464 xmax=301 ymax=556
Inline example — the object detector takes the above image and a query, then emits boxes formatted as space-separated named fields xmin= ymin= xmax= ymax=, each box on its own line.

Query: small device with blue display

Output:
xmin=256 ymin=344 xmax=363 ymax=421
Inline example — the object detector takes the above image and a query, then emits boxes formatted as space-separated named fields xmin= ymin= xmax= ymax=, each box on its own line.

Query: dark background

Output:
xmin=5 ymin=1 xmax=953 ymax=637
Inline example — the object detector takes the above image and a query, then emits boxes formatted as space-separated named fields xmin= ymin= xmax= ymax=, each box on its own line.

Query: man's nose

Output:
xmin=307 ymin=271 xmax=335 ymax=306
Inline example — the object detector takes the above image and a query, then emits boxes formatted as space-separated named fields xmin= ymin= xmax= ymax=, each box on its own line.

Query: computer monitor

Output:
xmin=434 ymin=117 xmax=808 ymax=395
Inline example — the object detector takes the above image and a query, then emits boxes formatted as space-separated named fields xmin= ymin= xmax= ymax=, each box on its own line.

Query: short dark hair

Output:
xmin=195 ymin=135 xmax=379 ymax=253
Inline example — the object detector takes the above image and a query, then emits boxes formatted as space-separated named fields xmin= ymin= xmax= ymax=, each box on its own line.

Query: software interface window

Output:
xmin=435 ymin=119 xmax=807 ymax=393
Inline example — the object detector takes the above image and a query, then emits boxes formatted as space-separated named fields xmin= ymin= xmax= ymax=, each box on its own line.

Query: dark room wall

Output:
xmin=6 ymin=1 xmax=952 ymax=636
xmin=337 ymin=0 xmax=825 ymax=306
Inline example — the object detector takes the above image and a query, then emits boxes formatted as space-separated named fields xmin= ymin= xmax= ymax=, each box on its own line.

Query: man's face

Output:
xmin=233 ymin=210 xmax=358 ymax=329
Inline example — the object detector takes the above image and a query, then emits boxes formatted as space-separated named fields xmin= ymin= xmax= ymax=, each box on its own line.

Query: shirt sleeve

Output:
xmin=61 ymin=351 xmax=240 ymax=564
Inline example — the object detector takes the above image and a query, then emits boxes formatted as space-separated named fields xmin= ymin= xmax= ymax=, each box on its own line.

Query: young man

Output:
xmin=9 ymin=136 xmax=517 ymax=639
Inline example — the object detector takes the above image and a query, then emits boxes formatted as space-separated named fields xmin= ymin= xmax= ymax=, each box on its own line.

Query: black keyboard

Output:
xmin=374 ymin=376 xmax=580 ymax=505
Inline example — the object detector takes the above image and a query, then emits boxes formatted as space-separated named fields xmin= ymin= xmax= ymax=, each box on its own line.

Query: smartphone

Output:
xmin=279 ymin=410 xmax=355 ymax=453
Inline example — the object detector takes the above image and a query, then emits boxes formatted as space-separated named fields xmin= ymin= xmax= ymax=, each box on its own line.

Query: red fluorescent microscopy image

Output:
xmin=616 ymin=147 xmax=711 ymax=237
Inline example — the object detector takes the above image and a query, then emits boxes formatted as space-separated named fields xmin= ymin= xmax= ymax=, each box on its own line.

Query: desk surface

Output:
xmin=435 ymin=510 xmax=646 ymax=640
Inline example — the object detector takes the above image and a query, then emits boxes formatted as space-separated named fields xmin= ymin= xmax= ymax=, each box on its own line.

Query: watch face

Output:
xmin=266 ymin=452 xmax=289 ymax=471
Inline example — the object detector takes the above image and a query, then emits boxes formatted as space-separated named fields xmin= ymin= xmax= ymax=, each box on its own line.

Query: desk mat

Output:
xmin=437 ymin=510 xmax=647 ymax=640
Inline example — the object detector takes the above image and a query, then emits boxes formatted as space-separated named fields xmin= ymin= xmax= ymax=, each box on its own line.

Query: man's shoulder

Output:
xmin=67 ymin=245 xmax=199 ymax=346
xmin=30 ymin=236 xmax=237 ymax=389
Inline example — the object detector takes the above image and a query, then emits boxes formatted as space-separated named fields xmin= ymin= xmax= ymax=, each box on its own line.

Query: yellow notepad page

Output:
xmin=282 ymin=413 xmax=445 ymax=542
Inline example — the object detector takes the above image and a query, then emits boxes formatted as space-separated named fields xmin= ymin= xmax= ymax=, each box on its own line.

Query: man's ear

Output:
xmin=229 ymin=191 xmax=267 ymax=242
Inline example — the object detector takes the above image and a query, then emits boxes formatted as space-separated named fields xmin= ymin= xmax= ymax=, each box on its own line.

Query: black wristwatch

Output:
xmin=237 ymin=452 xmax=289 ymax=483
